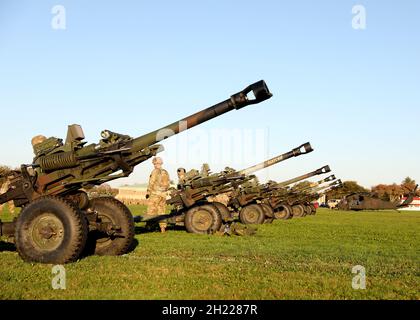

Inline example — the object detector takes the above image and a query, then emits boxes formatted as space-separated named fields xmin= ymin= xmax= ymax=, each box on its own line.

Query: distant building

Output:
xmin=317 ymin=195 xmax=326 ymax=205
xmin=116 ymin=186 xmax=148 ymax=205
xmin=116 ymin=183 xmax=176 ymax=206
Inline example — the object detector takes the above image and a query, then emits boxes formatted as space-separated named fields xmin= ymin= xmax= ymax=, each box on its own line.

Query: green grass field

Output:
xmin=0 ymin=206 xmax=419 ymax=300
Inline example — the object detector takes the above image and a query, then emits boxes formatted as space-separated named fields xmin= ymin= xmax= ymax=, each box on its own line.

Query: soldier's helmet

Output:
xmin=177 ymin=168 xmax=186 ymax=177
xmin=31 ymin=135 xmax=47 ymax=147
xmin=152 ymin=157 xmax=163 ymax=165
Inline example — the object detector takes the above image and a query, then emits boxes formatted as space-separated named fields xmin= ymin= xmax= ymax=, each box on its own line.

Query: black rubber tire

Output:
xmin=303 ymin=205 xmax=312 ymax=217
xmin=15 ymin=196 xmax=88 ymax=264
xmin=85 ymin=197 xmax=135 ymax=256
xmin=212 ymin=202 xmax=232 ymax=222
xmin=184 ymin=204 xmax=222 ymax=234
xmin=239 ymin=204 xmax=265 ymax=225
xmin=265 ymin=218 xmax=274 ymax=224
xmin=310 ymin=204 xmax=317 ymax=215
xmin=274 ymin=204 xmax=292 ymax=220
xmin=260 ymin=203 xmax=274 ymax=218
xmin=292 ymin=204 xmax=306 ymax=218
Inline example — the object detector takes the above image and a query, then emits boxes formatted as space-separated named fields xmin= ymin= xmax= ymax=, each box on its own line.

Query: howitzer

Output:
xmin=232 ymin=144 xmax=318 ymax=201
xmin=167 ymin=165 xmax=255 ymax=209
xmin=269 ymin=175 xmax=337 ymax=216
xmin=168 ymin=142 xmax=313 ymax=208
xmin=0 ymin=80 xmax=272 ymax=264
xmin=143 ymin=166 xmax=256 ymax=235
xmin=149 ymin=143 xmax=314 ymax=233
xmin=226 ymin=165 xmax=331 ymax=223
xmin=306 ymin=180 xmax=344 ymax=203
xmin=238 ymin=143 xmax=313 ymax=175
xmin=309 ymin=179 xmax=342 ymax=194
xmin=284 ymin=179 xmax=343 ymax=210
xmin=255 ymin=165 xmax=332 ymax=220
xmin=291 ymin=175 xmax=336 ymax=192
xmin=290 ymin=179 xmax=342 ymax=198
xmin=276 ymin=166 xmax=331 ymax=188
xmin=318 ymin=182 xmax=344 ymax=196
xmin=260 ymin=165 xmax=332 ymax=200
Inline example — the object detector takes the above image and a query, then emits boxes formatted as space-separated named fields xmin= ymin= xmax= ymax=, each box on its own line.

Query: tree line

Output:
xmin=326 ymin=177 xmax=419 ymax=201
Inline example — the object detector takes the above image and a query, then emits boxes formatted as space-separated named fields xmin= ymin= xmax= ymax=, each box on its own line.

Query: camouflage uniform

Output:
xmin=0 ymin=178 xmax=15 ymax=215
xmin=177 ymin=168 xmax=186 ymax=187
xmin=147 ymin=168 xmax=170 ymax=228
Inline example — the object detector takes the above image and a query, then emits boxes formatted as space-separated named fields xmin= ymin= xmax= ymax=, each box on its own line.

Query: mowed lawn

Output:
xmin=0 ymin=206 xmax=419 ymax=300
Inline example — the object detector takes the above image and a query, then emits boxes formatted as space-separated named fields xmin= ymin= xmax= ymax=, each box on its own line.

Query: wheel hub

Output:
xmin=275 ymin=208 xmax=287 ymax=219
xmin=292 ymin=206 xmax=304 ymax=217
xmin=30 ymin=214 xmax=64 ymax=251
xmin=245 ymin=210 xmax=258 ymax=223
xmin=191 ymin=210 xmax=213 ymax=232
xmin=96 ymin=214 xmax=115 ymax=245
xmin=39 ymin=226 xmax=56 ymax=239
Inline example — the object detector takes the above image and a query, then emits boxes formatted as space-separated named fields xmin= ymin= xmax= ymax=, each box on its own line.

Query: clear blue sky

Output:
xmin=0 ymin=0 xmax=419 ymax=188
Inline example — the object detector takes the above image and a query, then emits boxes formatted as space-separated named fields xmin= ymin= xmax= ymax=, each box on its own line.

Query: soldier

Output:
xmin=177 ymin=168 xmax=186 ymax=187
xmin=31 ymin=135 xmax=47 ymax=152
xmin=146 ymin=157 xmax=170 ymax=233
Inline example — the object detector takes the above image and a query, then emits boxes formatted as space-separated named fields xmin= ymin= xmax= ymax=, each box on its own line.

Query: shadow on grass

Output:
xmin=134 ymin=225 xmax=186 ymax=235
xmin=80 ymin=234 xmax=140 ymax=260
xmin=127 ymin=238 xmax=139 ymax=253
xmin=0 ymin=237 xmax=141 ymax=262
xmin=0 ymin=240 xmax=16 ymax=252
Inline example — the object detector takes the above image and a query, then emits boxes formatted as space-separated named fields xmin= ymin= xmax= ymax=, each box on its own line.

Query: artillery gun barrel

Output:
xmin=312 ymin=180 xmax=343 ymax=195
xmin=293 ymin=175 xmax=336 ymax=192
xmin=189 ymin=174 xmax=251 ymax=189
xmin=1 ymin=80 xmax=273 ymax=265
xmin=277 ymin=165 xmax=331 ymax=187
xmin=286 ymin=180 xmax=342 ymax=205
xmin=238 ymin=143 xmax=313 ymax=176
xmin=131 ymin=80 xmax=272 ymax=153
xmin=318 ymin=184 xmax=342 ymax=196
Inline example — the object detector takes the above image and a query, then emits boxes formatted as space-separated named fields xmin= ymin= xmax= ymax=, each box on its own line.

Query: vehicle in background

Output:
xmin=327 ymin=199 xmax=340 ymax=209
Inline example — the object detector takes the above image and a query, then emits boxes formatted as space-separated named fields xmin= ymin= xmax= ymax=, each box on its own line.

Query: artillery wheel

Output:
xmin=185 ymin=204 xmax=222 ymax=234
xmin=274 ymin=204 xmax=292 ymax=220
xmin=291 ymin=204 xmax=306 ymax=218
xmin=15 ymin=196 xmax=88 ymax=264
xmin=260 ymin=204 xmax=274 ymax=224
xmin=212 ymin=202 xmax=232 ymax=222
xmin=303 ymin=205 xmax=313 ymax=217
xmin=85 ymin=197 xmax=135 ymax=256
xmin=239 ymin=204 xmax=265 ymax=225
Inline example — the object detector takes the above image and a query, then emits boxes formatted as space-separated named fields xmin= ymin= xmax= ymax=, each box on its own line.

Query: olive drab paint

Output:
xmin=0 ymin=81 xmax=273 ymax=264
